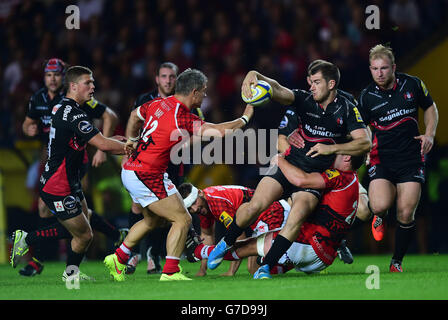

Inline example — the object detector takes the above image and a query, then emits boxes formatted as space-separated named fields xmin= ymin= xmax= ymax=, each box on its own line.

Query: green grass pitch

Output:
xmin=1 ymin=254 xmax=447 ymax=300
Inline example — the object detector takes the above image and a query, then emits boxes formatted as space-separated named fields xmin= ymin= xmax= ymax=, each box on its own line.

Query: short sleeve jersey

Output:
xmin=296 ymin=169 xmax=359 ymax=265
xmin=278 ymin=89 xmax=358 ymax=137
xmin=358 ymin=73 xmax=434 ymax=166
xmin=40 ymin=97 xmax=100 ymax=196
xmin=284 ymin=90 xmax=366 ymax=173
xmin=132 ymin=91 xmax=205 ymax=186
xmin=199 ymin=185 xmax=287 ymax=234
xmin=123 ymin=96 xmax=205 ymax=174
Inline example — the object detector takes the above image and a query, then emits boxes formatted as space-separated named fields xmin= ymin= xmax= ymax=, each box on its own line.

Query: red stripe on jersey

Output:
xmin=369 ymin=134 xmax=380 ymax=166
xmin=42 ymin=158 xmax=71 ymax=196
xmin=370 ymin=116 xmax=418 ymax=131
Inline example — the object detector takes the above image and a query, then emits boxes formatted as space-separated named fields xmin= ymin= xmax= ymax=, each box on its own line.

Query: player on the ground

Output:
xmin=189 ymin=153 xmax=365 ymax=277
xmin=19 ymin=58 xmax=126 ymax=277
xmin=207 ymin=60 xmax=371 ymax=271
xmin=178 ymin=183 xmax=291 ymax=276
xmin=11 ymin=66 xmax=129 ymax=281
xmin=104 ymin=68 xmax=255 ymax=281
xmin=358 ymin=44 xmax=439 ymax=272
xmin=126 ymin=62 xmax=205 ymax=275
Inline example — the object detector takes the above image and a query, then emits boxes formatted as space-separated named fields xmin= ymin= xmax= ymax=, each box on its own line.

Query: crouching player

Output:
xmin=178 ymin=183 xmax=292 ymax=276
xmin=188 ymin=153 xmax=367 ymax=277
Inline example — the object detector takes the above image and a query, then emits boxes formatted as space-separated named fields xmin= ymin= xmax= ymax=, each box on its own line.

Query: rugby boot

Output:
xmin=207 ymin=238 xmax=230 ymax=270
xmin=104 ymin=254 xmax=127 ymax=281
xmin=253 ymin=264 xmax=272 ymax=279
xmin=389 ymin=259 xmax=403 ymax=272
xmin=337 ymin=240 xmax=354 ymax=264
xmin=10 ymin=230 xmax=29 ymax=268
xmin=372 ymin=215 xmax=385 ymax=241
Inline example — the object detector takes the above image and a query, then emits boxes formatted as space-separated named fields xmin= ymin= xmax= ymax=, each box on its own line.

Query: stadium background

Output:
xmin=0 ymin=0 xmax=447 ymax=265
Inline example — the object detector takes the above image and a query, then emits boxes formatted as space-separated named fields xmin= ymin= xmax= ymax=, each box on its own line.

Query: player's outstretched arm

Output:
xmin=198 ymin=104 xmax=254 ymax=138
xmin=88 ymin=132 xmax=126 ymax=155
xmin=242 ymin=70 xmax=295 ymax=106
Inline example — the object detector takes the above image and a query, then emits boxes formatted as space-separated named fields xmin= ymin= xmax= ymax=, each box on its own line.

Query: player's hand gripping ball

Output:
xmin=241 ymin=80 xmax=272 ymax=106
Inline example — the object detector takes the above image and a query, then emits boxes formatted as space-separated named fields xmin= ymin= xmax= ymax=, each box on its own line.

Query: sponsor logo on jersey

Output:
xmin=353 ymin=107 xmax=363 ymax=123
xmin=78 ymin=120 xmax=93 ymax=133
xmin=54 ymin=201 xmax=64 ymax=212
xmin=219 ymin=211 xmax=233 ymax=229
xmin=86 ymin=98 xmax=98 ymax=109
xmin=63 ymin=105 xmax=72 ymax=121
xmin=325 ymin=169 xmax=340 ymax=180
xmin=420 ymin=80 xmax=429 ymax=96
xmin=279 ymin=116 xmax=288 ymax=129
xmin=378 ymin=107 xmax=416 ymax=122
xmin=71 ymin=113 xmax=87 ymax=122
xmin=63 ymin=196 xmax=77 ymax=210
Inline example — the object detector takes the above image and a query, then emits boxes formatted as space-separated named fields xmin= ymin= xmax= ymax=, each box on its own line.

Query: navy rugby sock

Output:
xmin=223 ymin=222 xmax=245 ymax=247
xmin=392 ymin=220 xmax=416 ymax=262
xmin=262 ymin=234 xmax=292 ymax=270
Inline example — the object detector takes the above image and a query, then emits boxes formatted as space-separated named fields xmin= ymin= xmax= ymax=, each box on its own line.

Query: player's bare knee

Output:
xmin=396 ymin=210 xmax=415 ymax=225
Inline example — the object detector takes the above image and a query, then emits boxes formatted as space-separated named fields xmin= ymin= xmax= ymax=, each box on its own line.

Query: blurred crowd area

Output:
xmin=1 ymin=0 xmax=448 ymax=256
xmin=1 ymin=0 xmax=447 ymax=141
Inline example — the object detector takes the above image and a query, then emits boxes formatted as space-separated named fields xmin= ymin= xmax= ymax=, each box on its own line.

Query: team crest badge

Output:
xmin=403 ymin=92 xmax=414 ymax=101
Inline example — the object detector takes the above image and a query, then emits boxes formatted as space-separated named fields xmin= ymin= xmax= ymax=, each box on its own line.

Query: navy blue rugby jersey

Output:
xmin=40 ymin=97 xmax=100 ymax=196
xmin=278 ymin=89 xmax=358 ymax=137
xmin=358 ymin=73 xmax=433 ymax=166
xmin=281 ymin=89 xmax=366 ymax=173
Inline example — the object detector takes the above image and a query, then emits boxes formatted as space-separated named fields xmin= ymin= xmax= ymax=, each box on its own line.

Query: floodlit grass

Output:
xmin=1 ymin=254 xmax=447 ymax=300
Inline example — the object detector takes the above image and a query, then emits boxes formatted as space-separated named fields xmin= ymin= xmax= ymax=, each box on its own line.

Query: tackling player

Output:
xmin=358 ymin=44 xmax=439 ymax=272
xmin=189 ymin=153 xmax=366 ymax=277
xmin=178 ymin=183 xmax=291 ymax=276
xmin=208 ymin=61 xmax=371 ymax=271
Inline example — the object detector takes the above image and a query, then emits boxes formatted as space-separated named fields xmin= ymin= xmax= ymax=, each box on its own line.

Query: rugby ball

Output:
xmin=241 ymin=80 xmax=272 ymax=106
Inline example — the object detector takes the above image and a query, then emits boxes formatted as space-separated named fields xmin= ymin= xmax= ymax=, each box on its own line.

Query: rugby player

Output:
xmin=358 ymin=44 xmax=438 ymax=272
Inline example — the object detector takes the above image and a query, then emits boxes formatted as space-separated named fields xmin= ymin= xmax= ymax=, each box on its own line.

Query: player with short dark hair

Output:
xmin=207 ymin=62 xmax=371 ymax=272
xmin=358 ymin=44 xmax=439 ymax=272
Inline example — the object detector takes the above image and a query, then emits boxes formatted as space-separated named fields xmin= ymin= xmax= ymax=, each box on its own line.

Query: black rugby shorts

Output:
xmin=367 ymin=163 xmax=425 ymax=184
xmin=40 ymin=190 xmax=85 ymax=220
xmin=265 ymin=165 xmax=322 ymax=200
